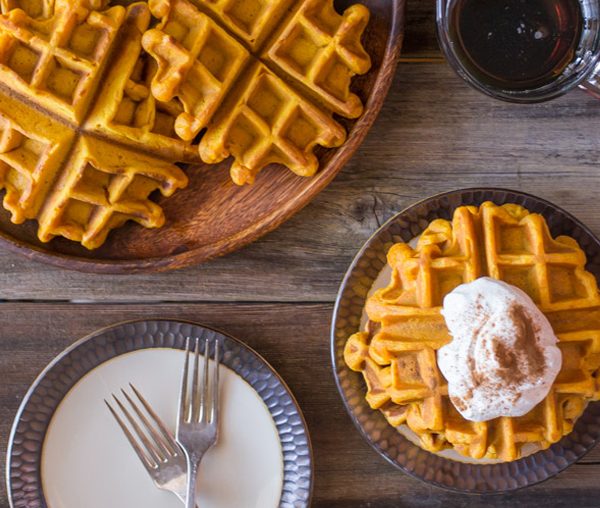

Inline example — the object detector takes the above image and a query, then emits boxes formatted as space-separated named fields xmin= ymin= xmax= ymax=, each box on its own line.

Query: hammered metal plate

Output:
xmin=331 ymin=188 xmax=600 ymax=493
xmin=7 ymin=320 xmax=313 ymax=507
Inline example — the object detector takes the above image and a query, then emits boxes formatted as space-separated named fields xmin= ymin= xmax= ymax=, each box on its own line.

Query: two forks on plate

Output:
xmin=105 ymin=338 xmax=221 ymax=508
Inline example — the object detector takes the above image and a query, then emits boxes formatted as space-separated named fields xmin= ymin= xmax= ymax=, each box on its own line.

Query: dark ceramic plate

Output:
xmin=331 ymin=188 xmax=600 ymax=493
xmin=7 ymin=320 xmax=313 ymax=508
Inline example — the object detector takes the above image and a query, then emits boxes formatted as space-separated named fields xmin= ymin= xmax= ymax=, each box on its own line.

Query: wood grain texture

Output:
xmin=3 ymin=1 xmax=600 ymax=506
xmin=1 ymin=303 xmax=600 ymax=508
xmin=2 ymin=61 xmax=600 ymax=301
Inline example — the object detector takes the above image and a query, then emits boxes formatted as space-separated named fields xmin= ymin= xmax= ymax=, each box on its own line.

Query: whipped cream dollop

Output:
xmin=437 ymin=277 xmax=562 ymax=422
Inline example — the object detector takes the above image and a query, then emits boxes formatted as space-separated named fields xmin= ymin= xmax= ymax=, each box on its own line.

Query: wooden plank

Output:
xmin=402 ymin=0 xmax=440 ymax=59
xmin=1 ymin=63 xmax=600 ymax=302
xmin=1 ymin=302 xmax=600 ymax=507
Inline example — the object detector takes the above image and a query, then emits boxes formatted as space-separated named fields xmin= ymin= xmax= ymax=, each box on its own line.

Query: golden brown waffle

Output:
xmin=85 ymin=2 xmax=199 ymax=162
xmin=0 ymin=1 xmax=191 ymax=248
xmin=263 ymin=0 xmax=371 ymax=118
xmin=0 ymin=89 xmax=187 ymax=249
xmin=0 ymin=0 xmax=371 ymax=247
xmin=200 ymin=61 xmax=346 ymax=185
xmin=345 ymin=202 xmax=600 ymax=461
xmin=142 ymin=0 xmax=250 ymax=142
xmin=143 ymin=0 xmax=369 ymax=184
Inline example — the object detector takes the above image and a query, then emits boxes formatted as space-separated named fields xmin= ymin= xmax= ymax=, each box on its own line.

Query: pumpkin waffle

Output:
xmin=143 ymin=0 xmax=369 ymax=184
xmin=262 ymin=0 xmax=371 ymax=118
xmin=0 ymin=0 xmax=372 ymax=248
xmin=142 ymin=0 xmax=250 ymax=142
xmin=85 ymin=2 xmax=199 ymax=162
xmin=199 ymin=61 xmax=346 ymax=185
xmin=0 ymin=0 xmax=126 ymax=123
xmin=344 ymin=202 xmax=600 ymax=461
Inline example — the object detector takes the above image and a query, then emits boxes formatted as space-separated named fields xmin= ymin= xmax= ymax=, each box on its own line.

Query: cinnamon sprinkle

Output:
xmin=491 ymin=304 xmax=546 ymax=385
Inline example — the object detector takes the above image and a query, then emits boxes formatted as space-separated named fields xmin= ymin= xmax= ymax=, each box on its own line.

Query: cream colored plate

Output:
xmin=41 ymin=348 xmax=283 ymax=508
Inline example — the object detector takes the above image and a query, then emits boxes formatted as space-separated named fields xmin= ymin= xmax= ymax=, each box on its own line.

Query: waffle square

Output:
xmin=142 ymin=0 xmax=250 ymax=143
xmin=345 ymin=203 xmax=600 ymax=461
xmin=0 ymin=0 xmax=126 ymax=122
xmin=38 ymin=134 xmax=187 ymax=249
xmin=199 ymin=61 xmax=346 ymax=185
xmin=263 ymin=0 xmax=371 ymax=118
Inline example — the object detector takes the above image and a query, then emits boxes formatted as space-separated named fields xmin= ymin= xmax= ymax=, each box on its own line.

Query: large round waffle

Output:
xmin=0 ymin=0 xmax=404 ymax=271
xmin=332 ymin=188 xmax=600 ymax=493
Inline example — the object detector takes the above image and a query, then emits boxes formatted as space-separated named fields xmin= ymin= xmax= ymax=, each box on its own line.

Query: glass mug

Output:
xmin=436 ymin=0 xmax=600 ymax=102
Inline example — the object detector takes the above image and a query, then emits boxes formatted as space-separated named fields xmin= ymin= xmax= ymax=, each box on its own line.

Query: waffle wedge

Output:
xmin=188 ymin=0 xmax=293 ymax=52
xmin=142 ymin=0 xmax=250 ymax=142
xmin=199 ymin=61 xmax=346 ymax=185
xmin=85 ymin=2 xmax=199 ymax=162
xmin=0 ymin=0 xmax=126 ymax=123
xmin=263 ymin=0 xmax=371 ymax=118
xmin=38 ymin=134 xmax=187 ymax=250
xmin=345 ymin=202 xmax=600 ymax=461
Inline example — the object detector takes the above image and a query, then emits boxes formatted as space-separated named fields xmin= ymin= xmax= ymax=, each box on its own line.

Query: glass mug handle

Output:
xmin=436 ymin=0 xmax=600 ymax=103
xmin=581 ymin=61 xmax=600 ymax=99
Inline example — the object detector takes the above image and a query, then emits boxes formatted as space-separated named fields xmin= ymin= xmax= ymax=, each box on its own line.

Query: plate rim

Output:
xmin=330 ymin=187 xmax=600 ymax=494
xmin=0 ymin=0 xmax=406 ymax=274
xmin=6 ymin=318 xmax=314 ymax=508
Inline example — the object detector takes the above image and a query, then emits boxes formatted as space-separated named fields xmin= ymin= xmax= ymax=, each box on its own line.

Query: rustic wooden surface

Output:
xmin=2 ymin=0 xmax=600 ymax=506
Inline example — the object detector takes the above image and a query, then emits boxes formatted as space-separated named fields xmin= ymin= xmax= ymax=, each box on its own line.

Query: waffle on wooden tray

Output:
xmin=344 ymin=202 xmax=600 ymax=462
xmin=0 ymin=0 xmax=371 ymax=248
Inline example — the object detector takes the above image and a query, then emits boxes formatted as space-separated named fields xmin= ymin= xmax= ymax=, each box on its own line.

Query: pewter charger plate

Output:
xmin=331 ymin=188 xmax=600 ymax=493
xmin=7 ymin=320 xmax=313 ymax=507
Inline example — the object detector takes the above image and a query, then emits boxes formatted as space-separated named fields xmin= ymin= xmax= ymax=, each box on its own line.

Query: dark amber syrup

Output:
xmin=450 ymin=0 xmax=583 ymax=90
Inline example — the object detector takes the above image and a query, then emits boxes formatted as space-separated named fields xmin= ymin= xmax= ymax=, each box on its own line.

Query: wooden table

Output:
xmin=2 ymin=2 xmax=600 ymax=506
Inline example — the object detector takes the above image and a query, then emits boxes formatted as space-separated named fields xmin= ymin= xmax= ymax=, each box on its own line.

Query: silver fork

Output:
xmin=177 ymin=337 xmax=221 ymax=508
xmin=104 ymin=384 xmax=190 ymax=504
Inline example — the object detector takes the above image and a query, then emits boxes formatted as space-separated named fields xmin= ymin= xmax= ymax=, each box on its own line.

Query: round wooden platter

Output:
xmin=0 ymin=0 xmax=406 ymax=274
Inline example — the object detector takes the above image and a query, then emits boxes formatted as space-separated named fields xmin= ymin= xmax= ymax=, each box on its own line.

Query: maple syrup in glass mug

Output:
xmin=437 ymin=0 xmax=600 ymax=102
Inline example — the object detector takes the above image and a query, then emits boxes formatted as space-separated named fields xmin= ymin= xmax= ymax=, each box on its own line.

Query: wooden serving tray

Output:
xmin=0 ymin=0 xmax=405 ymax=273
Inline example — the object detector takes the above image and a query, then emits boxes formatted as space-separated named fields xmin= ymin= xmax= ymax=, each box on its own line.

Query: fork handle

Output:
xmin=185 ymin=455 xmax=201 ymax=508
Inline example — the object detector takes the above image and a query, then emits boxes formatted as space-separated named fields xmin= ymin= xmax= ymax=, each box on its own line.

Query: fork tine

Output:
xmin=105 ymin=398 xmax=156 ymax=470
xmin=191 ymin=338 xmax=201 ymax=422
xmin=112 ymin=393 xmax=164 ymax=465
xmin=210 ymin=339 xmax=220 ymax=425
xmin=121 ymin=387 xmax=174 ymax=458
xmin=178 ymin=337 xmax=191 ymax=424
xmin=200 ymin=338 xmax=210 ymax=423
xmin=129 ymin=383 xmax=179 ymax=455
